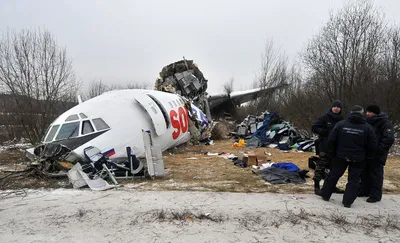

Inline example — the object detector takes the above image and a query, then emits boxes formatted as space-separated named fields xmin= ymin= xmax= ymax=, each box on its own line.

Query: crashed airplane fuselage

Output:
xmin=30 ymin=89 xmax=208 ymax=161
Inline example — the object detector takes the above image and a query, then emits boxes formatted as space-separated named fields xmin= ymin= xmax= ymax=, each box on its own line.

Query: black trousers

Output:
xmin=360 ymin=160 xmax=385 ymax=201
xmin=321 ymin=157 xmax=364 ymax=205
xmin=314 ymin=152 xmax=330 ymax=181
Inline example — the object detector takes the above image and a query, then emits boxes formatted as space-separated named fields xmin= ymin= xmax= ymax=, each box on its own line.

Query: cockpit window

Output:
xmin=55 ymin=122 xmax=80 ymax=140
xmin=44 ymin=125 xmax=60 ymax=142
xmin=82 ymin=120 xmax=95 ymax=135
xmin=65 ymin=114 xmax=79 ymax=122
xmin=79 ymin=113 xmax=88 ymax=119
xmin=92 ymin=118 xmax=110 ymax=131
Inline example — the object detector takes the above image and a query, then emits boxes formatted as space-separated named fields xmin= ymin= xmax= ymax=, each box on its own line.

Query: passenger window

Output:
xmin=92 ymin=118 xmax=110 ymax=131
xmin=79 ymin=113 xmax=88 ymax=119
xmin=55 ymin=122 xmax=80 ymax=140
xmin=82 ymin=120 xmax=95 ymax=135
xmin=65 ymin=114 xmax=79 ymax=122
xmin=44 ymin=125 xmax=60 ymax=142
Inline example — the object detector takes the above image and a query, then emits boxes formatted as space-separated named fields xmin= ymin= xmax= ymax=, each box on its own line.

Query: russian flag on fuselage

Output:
xmin=103 ymin=148 xmax=115 ymax=157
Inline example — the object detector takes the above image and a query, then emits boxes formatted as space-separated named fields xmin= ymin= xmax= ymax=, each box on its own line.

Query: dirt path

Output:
xmin=0 ymin=189 xmax=399 ymax=243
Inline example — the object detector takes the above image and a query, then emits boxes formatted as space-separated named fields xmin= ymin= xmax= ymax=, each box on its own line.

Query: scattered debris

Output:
xmin=233 ymin=159 xmax=248 ymax=168
xmin=253 ymin=166 xmax=309 ymax=184
xmin=232 ymin=139 xmax=246 ymax=147
xmin=68 ymin=162 xmax=116 ymax=191
xmin=264 ymin=152 xmax=272 ymax=156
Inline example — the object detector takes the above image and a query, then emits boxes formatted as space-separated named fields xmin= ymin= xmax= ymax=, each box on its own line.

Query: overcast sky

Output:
xmin=1 ymin=0 xmax=399 ymax=94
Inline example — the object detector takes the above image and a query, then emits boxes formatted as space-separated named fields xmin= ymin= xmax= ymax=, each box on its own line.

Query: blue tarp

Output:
xmin=271 ymin=162 xmax=300 ymax=172
xmin=251 ymin=112 xmax=277 ymax=143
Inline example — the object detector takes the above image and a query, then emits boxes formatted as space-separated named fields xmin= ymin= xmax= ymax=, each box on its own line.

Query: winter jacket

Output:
xmin=328 ymin=113 xmax=377 ymax=163
xmin=312 ymin=109 xmax=344 ymax=154
xmin=367 ymin=113 xmax=395 ymax=165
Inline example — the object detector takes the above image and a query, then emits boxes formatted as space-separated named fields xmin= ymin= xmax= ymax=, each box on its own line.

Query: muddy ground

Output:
xmin=1 ymin=139 xmax=400 ymax=194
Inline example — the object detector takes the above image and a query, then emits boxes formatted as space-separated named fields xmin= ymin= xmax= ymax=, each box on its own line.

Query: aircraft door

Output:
xmin=134 ymin=94 xmax=167 ymax=136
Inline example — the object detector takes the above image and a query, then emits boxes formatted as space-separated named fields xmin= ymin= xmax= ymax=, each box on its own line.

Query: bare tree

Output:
xmin=246 ymin=38 xmax=290 ymax=114
xmin=0 ymin=28 xmax=79 ymax=143
xmin=378 ymin=27 xmax=400 ymax=128
xmin=299 ymin=0 xmax=400 ymax=129
xmin=222 ymin=77 xmax=234 ymax=95
xmin=85 ymin=79 xmax=150 ymax=100
xmin=302 ymin=0 xmax=387 ymax=107
xmin=237 ymin=1 xmax=400 ymax=133
xmin=125 ymin=81 xmax=150 ymax=89
xmin=86 ymin=79 xmax=109 ymax=99
xmin=254 ymin=38 xmax=289 ymax=89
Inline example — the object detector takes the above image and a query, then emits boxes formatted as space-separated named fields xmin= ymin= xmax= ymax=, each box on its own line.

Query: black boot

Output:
xmin=333 ymin=187 xmax=345 ymax=194
xmin=314 ymin=179 xmax=321 ymax=195
xmin=366 ymin=197 xmax=380 ymax=203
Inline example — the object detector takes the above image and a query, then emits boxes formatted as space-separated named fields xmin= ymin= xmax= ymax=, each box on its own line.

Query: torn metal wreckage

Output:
xmin=25 ymin=130 xmax=165 ymax=191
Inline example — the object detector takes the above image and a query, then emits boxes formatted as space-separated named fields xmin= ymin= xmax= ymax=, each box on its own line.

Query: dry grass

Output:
xmin=1 ymin=138 xmax=400 ymax=194
xmin=130 ymin=209 xmax=226 ymax=225
xmin=128 ymin=139 xmax=400 ymax=194
xmin=154 ymin=139 xmax=315 ymax=193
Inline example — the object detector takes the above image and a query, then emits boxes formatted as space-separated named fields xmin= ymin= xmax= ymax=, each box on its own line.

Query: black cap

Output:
xmin=366 ymin=105 xmax=381 ymax=115
xmin=332 ymin=100 xmax=343 ymax=109
xmin=350 ymin=105 xmax=364 ymax=114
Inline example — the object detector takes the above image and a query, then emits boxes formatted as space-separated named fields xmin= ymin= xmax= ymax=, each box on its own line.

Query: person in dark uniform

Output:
xmin=320 ymin=105 xmax=377 ymax=208
xmin=359 ymin=105 xmax=395 ymax=203
xmin=311 ymin=100 xmax=344 ymax=194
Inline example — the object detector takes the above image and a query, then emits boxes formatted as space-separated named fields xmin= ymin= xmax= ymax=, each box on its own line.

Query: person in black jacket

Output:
xmin=359 ymin=105 xmax=395 ymax=203
xmin=320 ymin=105 xmax=377 ymax=208
xmin=311 ymin=100 xmax=344 ymax=194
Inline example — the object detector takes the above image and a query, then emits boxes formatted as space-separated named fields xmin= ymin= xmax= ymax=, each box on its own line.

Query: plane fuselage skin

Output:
xmin=39 ymin=89 xmax=206 ymax=161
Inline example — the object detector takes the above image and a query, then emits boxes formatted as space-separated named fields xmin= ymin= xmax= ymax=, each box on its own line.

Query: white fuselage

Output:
xmin=40 ymin=89 xmax=206 ymax=161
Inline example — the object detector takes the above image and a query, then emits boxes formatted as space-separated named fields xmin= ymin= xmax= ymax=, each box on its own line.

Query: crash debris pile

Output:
xmin=155 ymin=58 xmax=212 ymax=144
xmin=28 ymin=144 xmax=74 ymax=177
xmin=155 ymin=58 xmax=208 ymax=101
xmin=16 ymin=130 xmax=165 ymax=190
xmin=232 ymin=111 xmax=316 ymax=152
xmin=0 ymin=143 xmax=74 ymax=180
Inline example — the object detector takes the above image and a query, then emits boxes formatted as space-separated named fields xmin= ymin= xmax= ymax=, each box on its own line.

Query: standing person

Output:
xmin=320 ymin=105 xmax=377 ymax=208
xmin=311 ymin=100 xmax=344 ymax=194
xmin=359 ymin=105 xmax=395 ymax=203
